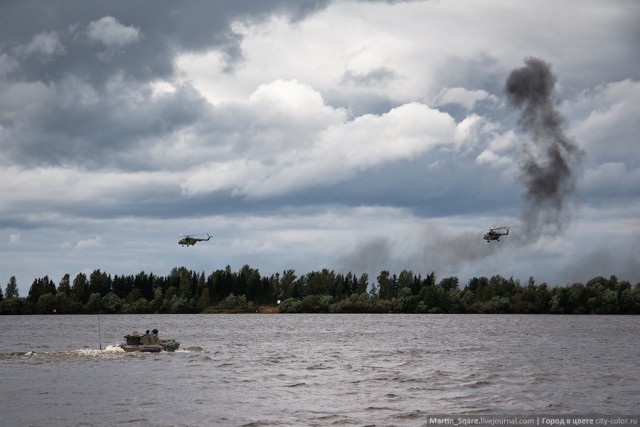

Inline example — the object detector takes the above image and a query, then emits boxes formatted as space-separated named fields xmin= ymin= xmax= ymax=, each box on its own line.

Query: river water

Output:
xmin=0 ymin=314 xmax=638 ymax=426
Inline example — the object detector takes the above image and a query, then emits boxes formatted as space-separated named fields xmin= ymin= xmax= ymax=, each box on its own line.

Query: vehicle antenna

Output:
xmin=98 ymin=312 xmax=102 ymax=350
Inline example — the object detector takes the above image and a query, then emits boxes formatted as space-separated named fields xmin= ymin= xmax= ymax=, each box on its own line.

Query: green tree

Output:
xmin=239 ymin=265 xmax=262 ymax=301
xmin=36 ymin=293 xmax=57 ymax=314
xmin=389 ymin=274 xmax=399 ymax=300
xmin=72 ymin=273 xmax=90 ymax=304
xmin=194 ymin=271 xmax=206 ymax=304
xmin=392 ymin=286 xmax=418 ymax=313
xmin=112 ymin=274 xmax=132 ymax=299
xmin=177 ymin=268 xmax=193 ymax=299
xmin=368 ymin=282 xmax=379 ymax=299
xmin=171 ymin=297 xmax=193 ymax=313
xmin=102 ymin=292 xmax=124 ymax=313
xmin=534 ymin=284 xmax=551 ymax=313
xmin=299 ymin=294 xmax=333 ymax=313
xmin=304 ymin=269 xmax=335 ymax=296
xmin=54 ymin=293 xmax=82 ymax=314
xmin=0 ymin=297 xmax=24 ymax=314
xmin=484 ymin=296 xmax=512 ymax=313
xmin=513 ymin=279 xmax=539 ymax=313
xmin=420 ymin=284 xmax=443 ymax=313
xmin=126 ymin=288 xmax=142 ymax=303
xmin=377 ymin=271 xmax=391 ymax=300
xmin=219 ymin=293 xmax=253 ymax=310
xmin=89 ymin=269 xmax=111 ymax=296
xmin=619 ymin=287 xmax=639 ymax=314
xmin=57 ymin=274 xmax=72 ymax=296
xmin=438 ymin=276 xmax=459 ymax=292
xmin=357 ymin=273 xmax=369 ymax=295
xmin=446 ymin=287 xmax=463 ymax=312
xmin=199 ymin=287 xmax=211 ymax=312
xmin=135 ymin=271 xmax=154 ymax=300
xmin=28 ymin=276 xmax=56 ymax=303
xmin=278 ymin=269 xmax=297 ymax=300
xmin=5 ymin=276 xmax=19 ymax=298
xmin=150 ymin=287 xmax=165 ymax=313
xmin=550 ymin=286 xmax=582 ymax=314
xmin=398 ymin=270 xmax=415 ymax=294
xmin=279 ymin=297 xmax=302 ymax=313
xmin=85 ymin=292 xmax=103 ymax=313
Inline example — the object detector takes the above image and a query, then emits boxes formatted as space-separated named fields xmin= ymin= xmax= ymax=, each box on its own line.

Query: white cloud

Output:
xmin=180 ymin=82 xmax=477 ymax=198
xmin=150 ymin=80 xmax=177 ymax=97
xmin=86 ymin=16 xmax=141 ymax=48
xmin=248 ymin=79 xmax=343 ymax=126
xmin=476 ymin=149 xmax=512 ymax=167
xmin=9 ymin=233 xmax=22 ymax=244
xmin=487 ymin=130 xmax=518 ymax=152
xmin=74 ymin=236 xmax=104 ymax=250
xmin=434 ymin=87 xmax=495 ymax=110
xmin=475 ymin=130 xmax=519 ymax=168
xmin=21 ymin=31 xmax=66 ymax=61
xmin=0 ymin=166 xmax=180 ymax=216
xmin=177 ymin=0 xmax=636 ymax=109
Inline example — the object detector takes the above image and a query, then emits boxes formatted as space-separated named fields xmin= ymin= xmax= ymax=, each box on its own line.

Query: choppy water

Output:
xmin=0 ymin=314 xmax=638 ymax=426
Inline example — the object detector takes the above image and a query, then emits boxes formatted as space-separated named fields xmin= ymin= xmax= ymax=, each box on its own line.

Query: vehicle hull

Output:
xmin=120 ymin=332 xmax=180 ymax=352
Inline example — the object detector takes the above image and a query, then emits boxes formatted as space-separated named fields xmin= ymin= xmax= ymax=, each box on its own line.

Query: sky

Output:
xmin=1 ymin=0 xmax=639 ymax=295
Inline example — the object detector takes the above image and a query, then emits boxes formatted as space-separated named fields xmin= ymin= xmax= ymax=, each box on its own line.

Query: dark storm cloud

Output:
xmin=328 ymin=154 xmax=520 ymax=217
xmin=505 ymin=57 xmax=583 ymax=237
xmin=0 ymin=0 xmax=328 ymax=85
xmin=0 ymin=0 xmax=328 ymax=168
xmin=1 ymin=80 xmax=212 ymax=168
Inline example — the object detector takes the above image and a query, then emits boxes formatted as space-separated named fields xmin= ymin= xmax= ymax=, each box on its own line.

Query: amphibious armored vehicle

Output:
xmin=120 ymin=330 xmax=180 ymax=353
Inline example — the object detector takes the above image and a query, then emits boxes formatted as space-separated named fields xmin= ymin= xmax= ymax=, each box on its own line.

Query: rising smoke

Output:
xmin=339 ymin=58 xmax=583 ymax=280
xmin=505 ymin=57 xmax=582 ymax=238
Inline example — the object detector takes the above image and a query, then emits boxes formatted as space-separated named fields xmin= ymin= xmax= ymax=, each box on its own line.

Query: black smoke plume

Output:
xmin=505 ymin=57 xmax=582 ymax=237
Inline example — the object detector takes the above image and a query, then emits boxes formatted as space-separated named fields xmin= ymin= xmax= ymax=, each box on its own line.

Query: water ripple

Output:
xmin=1 ymin=314 xmax=639 ymax=426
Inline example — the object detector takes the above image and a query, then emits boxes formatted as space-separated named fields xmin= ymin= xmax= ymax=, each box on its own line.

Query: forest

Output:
xmin=1 ymin=266 xmax=639 ymax=315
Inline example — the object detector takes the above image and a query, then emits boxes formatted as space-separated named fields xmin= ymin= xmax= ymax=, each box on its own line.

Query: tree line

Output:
xmin=1 ymin=266 xmax=638 ymax=315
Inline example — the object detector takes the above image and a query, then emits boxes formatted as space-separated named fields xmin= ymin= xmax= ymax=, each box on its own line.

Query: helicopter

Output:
xmin=178 ymin=233 xmax=212 ymax=247
xmin=483 ymin=226 xmax=514 ymax=242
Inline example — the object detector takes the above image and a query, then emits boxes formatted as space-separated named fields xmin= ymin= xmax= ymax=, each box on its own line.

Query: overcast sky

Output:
xmin=2 ymin=0 xmax=639 ymax=295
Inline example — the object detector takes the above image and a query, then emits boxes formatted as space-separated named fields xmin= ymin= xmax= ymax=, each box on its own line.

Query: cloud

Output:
xmin=434 ymin=87 xmax=496 ymax=110
xmin=341 ymin=67 xmax=397 ymax=88
xmin=9 ymin=233 xmax=22 ymax=244
xmin=0 ymin=166 xmax=181 ymax=220
xmin=86 ymin=16 xmax=142 ymax=48
xmin=0 ymin=74 xmax=212 ymax=168
xmin=571 ymin=79 xmax=640 ymax=167
xmin=176 ymin=0 xmax=640 ymax=111
xmin=21 ymin=31 xmax=66 ymax=61
xmin=1 ymin=0 xmax=639 ymax=293
xmin=180 ymin=81 xmax=479 ymax=198
xmin=582 ymin=162 xmax=640 ymax=197
xmin=476 ymin=149 xmax=513 ymax=168
xmin=247 ymin=78 xmax=345 ymax=133
xmin=73 ymin=236 xmax=104 ymax=250
xmin=0 ymin=53 xmax=20 ymax=76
